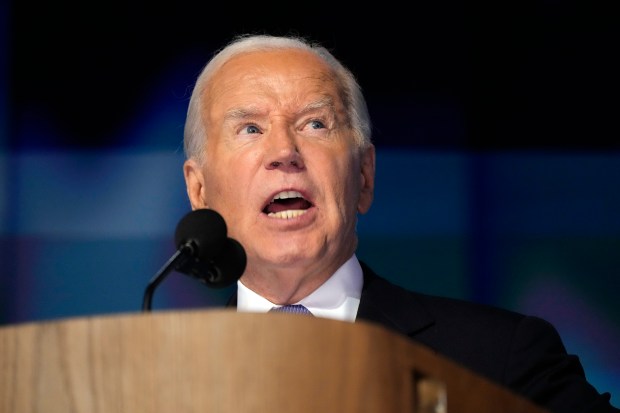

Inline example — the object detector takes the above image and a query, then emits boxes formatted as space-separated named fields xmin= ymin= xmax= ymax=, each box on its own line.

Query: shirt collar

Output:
xmin=236 ymin=254 xmax=363 ymax=322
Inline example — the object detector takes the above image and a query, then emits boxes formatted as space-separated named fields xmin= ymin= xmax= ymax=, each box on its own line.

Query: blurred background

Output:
xmin=1 ymin=0 xmax=618 ymax=402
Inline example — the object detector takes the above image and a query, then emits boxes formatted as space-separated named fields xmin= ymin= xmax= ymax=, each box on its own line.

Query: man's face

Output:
xmin=184 ymin=48 xmax=375 ymax=294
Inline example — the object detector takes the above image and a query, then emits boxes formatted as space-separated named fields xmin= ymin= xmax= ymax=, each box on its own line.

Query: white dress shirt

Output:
xmin=236 ymin=254 xmax=363 ymax=322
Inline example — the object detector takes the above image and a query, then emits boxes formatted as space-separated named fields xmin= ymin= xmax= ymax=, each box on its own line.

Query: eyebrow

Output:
xmin=298 ymin=96 xmax=336 ymax=116
xmin=223 ymin=96 xmax=337 ymax=122
xmin=223 ymin=107 xmax=263 ymax=122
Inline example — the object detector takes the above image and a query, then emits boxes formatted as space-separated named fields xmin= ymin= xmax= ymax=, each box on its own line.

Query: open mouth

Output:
xmin=262 ymin=190 xmax=313 ymax=219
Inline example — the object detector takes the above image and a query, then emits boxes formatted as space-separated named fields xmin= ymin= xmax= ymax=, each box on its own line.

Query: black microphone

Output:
xmin=142 ymin=209 xmax=247 ymax=311
xmin=178 ymin=237 xmax=247 ymax=288
xmin=174 ymin=208 xmax=227 ymax=261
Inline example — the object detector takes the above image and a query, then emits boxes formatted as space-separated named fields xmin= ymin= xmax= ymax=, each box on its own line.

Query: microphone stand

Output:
xmin=142 ymin=243 xmax=194 ymax=312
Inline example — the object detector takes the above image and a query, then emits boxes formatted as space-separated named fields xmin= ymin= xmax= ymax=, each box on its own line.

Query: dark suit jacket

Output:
xmin=227 ymin=261 xmax=618 ymax=413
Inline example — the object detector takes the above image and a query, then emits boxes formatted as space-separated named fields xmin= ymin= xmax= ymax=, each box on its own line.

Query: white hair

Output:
xmin=183 ymin=34 xmax=372 ymax=164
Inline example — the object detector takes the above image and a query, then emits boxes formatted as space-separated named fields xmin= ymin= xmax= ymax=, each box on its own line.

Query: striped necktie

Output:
xmin=269 ymin=304 xmax=313 ymax=315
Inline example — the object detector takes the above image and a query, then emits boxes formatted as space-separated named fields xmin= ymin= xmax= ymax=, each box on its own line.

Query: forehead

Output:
xmin=204 ymin=48 xmax=342 ymax=111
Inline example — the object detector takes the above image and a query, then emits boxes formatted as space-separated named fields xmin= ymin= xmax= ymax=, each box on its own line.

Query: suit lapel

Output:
xmin=357 ymin=261 xmax=435 ymax=338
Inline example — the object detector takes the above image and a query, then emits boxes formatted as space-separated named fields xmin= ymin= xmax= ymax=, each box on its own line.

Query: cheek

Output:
xmin=206 ymin=170 xmax=240 ymax=199
xmin=325 ymin=156 xmax=362 ymax=211
xmin=203 ymin=152 xmax=260 ymax=209
xmin=202 ymin=159 xmax=234 ymax=202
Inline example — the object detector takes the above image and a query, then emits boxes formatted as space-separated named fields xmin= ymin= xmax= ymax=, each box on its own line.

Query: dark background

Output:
xmin=7 ymin=1 xmax=619 ymax=152
xmin=1 ymin=0 xmax=619 ymax=402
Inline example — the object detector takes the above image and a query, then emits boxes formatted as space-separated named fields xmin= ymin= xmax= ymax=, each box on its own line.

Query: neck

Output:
xmin=239 ymin=256 xmax=350 ymax=305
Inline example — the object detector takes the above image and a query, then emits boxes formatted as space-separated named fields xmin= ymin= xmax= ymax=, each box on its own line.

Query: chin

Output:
xmin=257 ymin=245 xmax=320 ymax=268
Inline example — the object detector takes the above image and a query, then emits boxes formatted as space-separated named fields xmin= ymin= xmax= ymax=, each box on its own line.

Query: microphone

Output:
xmin=177 ymin=237 xmax=247 ymax=288
xmin=142 ymin=209 xmax=247 ymax=311
xmin=175 ymin=208 xmax=228 ymax=262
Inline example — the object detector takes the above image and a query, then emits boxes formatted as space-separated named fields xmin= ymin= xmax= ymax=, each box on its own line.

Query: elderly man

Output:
xmin=181 ymin=34 xmax=618 ymax=413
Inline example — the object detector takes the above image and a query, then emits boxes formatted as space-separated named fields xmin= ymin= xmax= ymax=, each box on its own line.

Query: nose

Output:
xmin=264 ymin=126 xmax=305 ymax=171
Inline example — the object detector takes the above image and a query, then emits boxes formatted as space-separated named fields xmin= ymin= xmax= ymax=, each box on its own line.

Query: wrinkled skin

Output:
xmin=184 ymin=48 xmax=375 ymax=304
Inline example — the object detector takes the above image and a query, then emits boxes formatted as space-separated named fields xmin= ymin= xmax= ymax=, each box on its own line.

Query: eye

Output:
xmin=299 ymin=117 xmax=332 ymax=139
xmin=240 ymin=124 xmax=262 ymax=135
xmin=309 ymin=119 xmax=326 ymax=130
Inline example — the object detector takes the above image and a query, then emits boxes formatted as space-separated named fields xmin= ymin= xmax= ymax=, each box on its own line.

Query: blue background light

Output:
xmin=1 ymin=1 xmax=618 ymax=402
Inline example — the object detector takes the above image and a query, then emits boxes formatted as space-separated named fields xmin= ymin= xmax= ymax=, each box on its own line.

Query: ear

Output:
xmin=357 ymin=144 xmax=375 ymax=214
xmin=183 ymin=159 xmax=209 ymax=209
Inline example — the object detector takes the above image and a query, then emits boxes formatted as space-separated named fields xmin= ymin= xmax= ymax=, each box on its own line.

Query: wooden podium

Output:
xmin=0 ymin=309 xmax=549 ymax=412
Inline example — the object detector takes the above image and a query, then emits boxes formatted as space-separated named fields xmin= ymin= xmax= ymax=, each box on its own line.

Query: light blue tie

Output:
xmin=269 ymin=304 xmax=313 ymax=315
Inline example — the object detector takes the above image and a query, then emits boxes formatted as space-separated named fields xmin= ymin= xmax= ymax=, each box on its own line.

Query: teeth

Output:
xmin=265 ymin=191 xmax=309 ymax=219
xmin=273 ymin=190 xmax=303 ymax=201
xmin=268 ymin=210 xmax=309 ymax=219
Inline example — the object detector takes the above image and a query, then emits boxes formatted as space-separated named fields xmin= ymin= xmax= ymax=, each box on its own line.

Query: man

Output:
xmin=182 ymin=34 xmax=618 ymax=413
